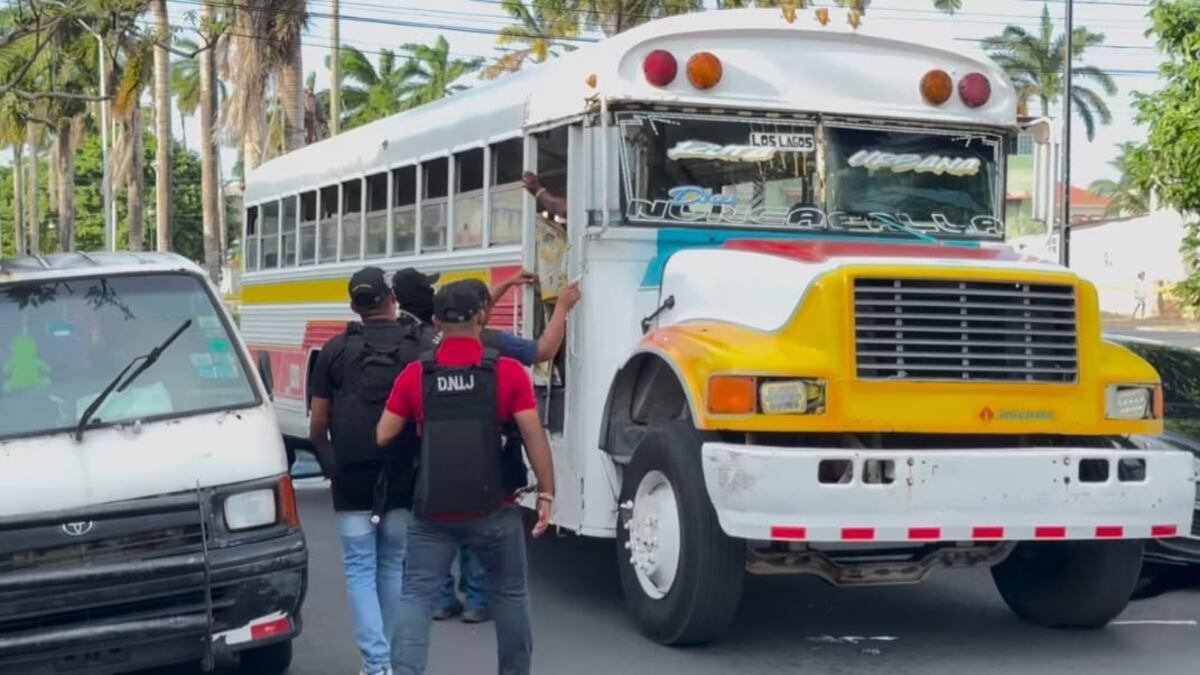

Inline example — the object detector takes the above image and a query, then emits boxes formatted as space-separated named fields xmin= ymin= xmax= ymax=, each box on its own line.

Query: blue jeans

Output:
xmin=439 ymin=545 xmax=487 ymax=611
xmin=337 ymin=509 xmax=409 ymax=675
xmin=395 ymin=508 xmax=532 ymax=675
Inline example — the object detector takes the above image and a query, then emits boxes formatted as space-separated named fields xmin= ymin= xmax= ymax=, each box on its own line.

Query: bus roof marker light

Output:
xmin=920 ymin=70 xmax=953 ymax=106
xmin=686 ymin=52 xmax=723 ymax=90
xmin=643 ymin=50 xmax=678 ymax=88
xmin=958 ymin=72 xmax=992 ymax=108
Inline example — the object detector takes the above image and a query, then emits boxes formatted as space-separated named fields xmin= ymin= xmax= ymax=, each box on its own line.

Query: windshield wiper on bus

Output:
xmin=74 ymin=319 xmax=192 ymax=441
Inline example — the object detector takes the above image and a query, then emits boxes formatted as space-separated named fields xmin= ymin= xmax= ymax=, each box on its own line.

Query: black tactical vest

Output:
xmin=412 ymin=349 xmax=507 ymax=517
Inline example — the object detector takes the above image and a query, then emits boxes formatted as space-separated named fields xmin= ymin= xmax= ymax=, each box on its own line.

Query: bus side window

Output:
xmin=365 ymin=173 xmax=388 ymax=258
xmin=490 ymin=138 xmax=523 ymax=246
xmin=536 ymin=127 xmax=569 ymax=222
xmin=422 ymin=158 xmax=449 ymax=252
xmin=455 ymin=148 xmax=484 ymax=249
xmin=342 ymin=178 xmax=363 ymax=261
xmin=245 ymin=206 xmax=259 ymax=271
xmin=300 ymin=191 xmax=317 ymax=265
xmin=392 ymin=166 xmax=417 ymax=255
xmin=282 ymin=195 xmax=298 ymax=267
xmin=319 ymin=185 xmax=338 ymax=264
xmin=262 ymin=200 xmax=280 ymax=269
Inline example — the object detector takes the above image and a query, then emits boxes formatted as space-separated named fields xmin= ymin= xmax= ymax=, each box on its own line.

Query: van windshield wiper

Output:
xmin=74 ymin=319 xmax=192 ymax=441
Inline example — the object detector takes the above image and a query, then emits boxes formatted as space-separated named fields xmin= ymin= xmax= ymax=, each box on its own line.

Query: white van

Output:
xmin=0 ymin=253 xmax=307 ymax=674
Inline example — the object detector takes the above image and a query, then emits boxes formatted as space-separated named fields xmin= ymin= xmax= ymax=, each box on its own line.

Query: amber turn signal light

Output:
xmin=920 ymin=69 xmax=953 ymax=106
xmin=708 ymin=375 xmax=756 ymax=415
xmin=686 ymin=52 xmax=723 ymax=90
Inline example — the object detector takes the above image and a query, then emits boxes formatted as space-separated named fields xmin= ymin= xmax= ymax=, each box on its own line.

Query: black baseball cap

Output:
xmin=348 ymin=266 xmax=390 ymax=311
xmin=433 ymin=280 xmax=482 ymax=324
xmin=392 ymin=268 xmax=440 ymax=294
xmin=461 ymin=278 xmax=492 ymax=306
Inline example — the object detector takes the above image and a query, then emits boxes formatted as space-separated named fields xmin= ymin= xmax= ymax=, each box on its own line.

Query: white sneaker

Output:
xmin=359 ymin=669 xmax=392 ymax=675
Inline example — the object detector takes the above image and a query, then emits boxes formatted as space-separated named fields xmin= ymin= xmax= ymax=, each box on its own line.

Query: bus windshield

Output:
xmin=0 ymin=273 xmax=259 ymax=440
xmin=617 ymin=111 xmax=1004 ymax=242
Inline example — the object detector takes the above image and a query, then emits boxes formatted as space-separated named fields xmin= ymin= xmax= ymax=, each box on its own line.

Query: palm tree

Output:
xmin=1 ymin=103 xmax=25 ymax=255
xmin=113 ymin=38 xmax=152 ymax=252
xmin=152 ymin=0 xmax=172 ymax=252
xmin=223 ymin=0 xmax=307 ymax=175
xmin=1088 ymin=143 xmax=1150 ymax=218
xmin=401 ymin=36 xmax=484 ymax=106
xmin=983 ymin=3 xmax=1116 ymax=141
xmin=933 ymin=0 xmax=962 ymax=14
xmin=322 ymin=46 xmax=418 ymax=129
xmin=199 ymin=1 xmax=221 ymax=282
xmin=483 ymin=0 xmax=579 ymax=80
xmin=330 ymin=0 xmax=340 ymax=136
xmin=580 ymin=0 xmax=701 ymax=36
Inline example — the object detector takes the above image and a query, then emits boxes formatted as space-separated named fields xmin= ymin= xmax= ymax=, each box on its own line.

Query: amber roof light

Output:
xmin=686 ymin=52 xmax=723 ymax=90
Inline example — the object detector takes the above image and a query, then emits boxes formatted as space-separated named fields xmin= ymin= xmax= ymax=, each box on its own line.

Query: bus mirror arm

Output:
xmin=641 ymin=295 xmax=676 ymax=334
xmin=597 ymin=95 xmax=611 ymax=238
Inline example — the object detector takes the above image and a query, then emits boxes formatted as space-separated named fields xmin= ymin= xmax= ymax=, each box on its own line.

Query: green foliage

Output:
xmin=1087 ymin=143 xmax=1151 ymax=218
xmin=1129 ymin=0 xmax=1200 ymax=305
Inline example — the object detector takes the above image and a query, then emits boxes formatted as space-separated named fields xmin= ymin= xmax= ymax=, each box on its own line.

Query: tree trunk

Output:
xmin=280 ymin=42 xmax=305 ymax=152
xmin=217 ymin=151 xmax=227 ymax=268
xmin=12 ymin=143 xmax=24 ymax=256
xmin=153 ymin=0 xmax=173 ymax=252
xmin=179 ymin=103 xmax=188 ymax=151
xmin=200 ymin=0 xmax=221 ymax=283
xmin=47 ymin=137 xmax=58 ymax=215
xmin=128 ymin=105 xmax=145 ymax=252
xmin=330 ymin=0 xmax=340 ymax=136
xmin=25 ymin=122 xmax=39 ymax=255
xmin=243 ymin=114 xmax=263 ymax=176
xmin=56 ymin=118 xmax=75 ymax=252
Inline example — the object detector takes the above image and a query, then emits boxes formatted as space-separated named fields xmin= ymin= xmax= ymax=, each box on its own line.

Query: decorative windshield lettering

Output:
xmin=668 ymin=185 xmax=738 ymax=206
xmin=625 ymin=200 xmax=1004 ymax=240
xmin=848 ymin=149 xmax=982 ymax=177
xmin=667 ymin=140 xmax=778 ymax=163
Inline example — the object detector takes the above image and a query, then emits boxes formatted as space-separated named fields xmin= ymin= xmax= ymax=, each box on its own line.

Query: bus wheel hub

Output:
xmin=628 ymin=470 xmax=682 ymax=599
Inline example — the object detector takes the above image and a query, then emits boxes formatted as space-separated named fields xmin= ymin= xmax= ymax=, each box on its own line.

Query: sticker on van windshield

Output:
xmin=191 ymin=352 xmax=239 ymax=380
xmin=197 ymin=315 xmax=225 ymax=338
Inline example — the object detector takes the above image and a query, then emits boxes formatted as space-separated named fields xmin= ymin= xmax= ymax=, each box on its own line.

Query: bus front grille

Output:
xmin=853 ymin=278 xmax=1078 ymax=383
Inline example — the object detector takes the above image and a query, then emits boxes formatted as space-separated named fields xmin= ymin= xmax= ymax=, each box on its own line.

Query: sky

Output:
xmin=4 ymin=0 xmax=1167 ymax=190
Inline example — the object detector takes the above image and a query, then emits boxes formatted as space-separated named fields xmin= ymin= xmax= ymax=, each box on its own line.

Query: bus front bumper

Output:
xmin=701 ymin=443 xmax=1196 ymax=544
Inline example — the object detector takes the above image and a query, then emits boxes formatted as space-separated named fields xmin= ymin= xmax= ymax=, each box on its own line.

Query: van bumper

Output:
xmin=0 ymin=530 xmax=307 ymax=675
xmin=701 ymin=443 xmax=1196 ymax=544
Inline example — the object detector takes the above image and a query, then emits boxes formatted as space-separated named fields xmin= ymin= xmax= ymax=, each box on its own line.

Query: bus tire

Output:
xmin=991 ymin=540 xmax=1143 ymax=628
xmin=615 ymin=421 xmax=744 ymax=645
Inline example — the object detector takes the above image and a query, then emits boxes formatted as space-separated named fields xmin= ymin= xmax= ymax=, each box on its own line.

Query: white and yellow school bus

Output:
xmin=241 ymin=8 xmax=1194 ymax=645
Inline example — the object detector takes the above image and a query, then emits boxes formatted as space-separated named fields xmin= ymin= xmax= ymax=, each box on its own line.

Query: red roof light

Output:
xmin=643 ymin=50 xmax=678 ymax=88
xmin=958 ymin=72 xmax=992 ymax=108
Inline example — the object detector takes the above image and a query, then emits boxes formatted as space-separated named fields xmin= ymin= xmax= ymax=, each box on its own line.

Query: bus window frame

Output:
xmin=282 ymin=194 xmax=299 ymax=267
xmin=608 ymin=109 xmax=1008 ymax=240
xmin=390 ymin=163 xmax=419 ymax=257
xmin=420 ymin=155 xmax=450 ymax=254
xmin=453 ymin=145 xmax=487 ymax=251
xmin=339 ymin=176 xmax=365 ymax=263
xmin=244 ymin=204 xmax=260 ymax=272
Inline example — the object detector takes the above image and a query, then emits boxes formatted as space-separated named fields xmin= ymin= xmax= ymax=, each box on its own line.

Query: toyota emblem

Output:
xmin=61 ymin=521 xmax=95 ymax=537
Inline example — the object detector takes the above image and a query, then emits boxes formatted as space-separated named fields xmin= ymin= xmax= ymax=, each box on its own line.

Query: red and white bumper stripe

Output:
xmin=703 ymin=443 xmax=1195 ymax=545
xmin=212 ymin=612 xmax=292 ymax=647
xmin=767 ymin=524 xmax=1183 ymax=542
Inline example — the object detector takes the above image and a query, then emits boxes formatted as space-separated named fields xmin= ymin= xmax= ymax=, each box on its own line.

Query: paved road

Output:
xmin=1106 ymin=328 xmax=1200 ymax=349
xmin=150 ymin=485 xmax=1200 ymax=675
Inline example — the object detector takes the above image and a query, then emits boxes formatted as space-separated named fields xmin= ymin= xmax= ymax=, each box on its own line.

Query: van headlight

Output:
xmin=224 ymin=489 xmax=278 ymax=531
xmin=1105 ymin=384 xmax=1160 ymax=420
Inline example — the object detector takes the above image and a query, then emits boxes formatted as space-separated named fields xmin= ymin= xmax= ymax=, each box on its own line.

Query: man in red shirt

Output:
xmin=376 ymin=281 xmax=555 ymax=675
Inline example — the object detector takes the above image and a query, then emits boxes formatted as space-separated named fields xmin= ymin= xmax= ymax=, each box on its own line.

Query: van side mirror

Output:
xmin=256 ymin=351 xmax=275 ymax=401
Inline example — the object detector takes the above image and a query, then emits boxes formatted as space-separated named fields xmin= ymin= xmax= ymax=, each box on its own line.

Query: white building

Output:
xmin=1068 ymin=210 xmax=1188 ymax=317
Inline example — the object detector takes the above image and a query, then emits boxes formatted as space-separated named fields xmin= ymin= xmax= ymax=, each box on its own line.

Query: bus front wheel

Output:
xmin=615 ymin=421 xmax=744 ymax=645
xmin=991 ymin=540 xmax=1144 ymax=628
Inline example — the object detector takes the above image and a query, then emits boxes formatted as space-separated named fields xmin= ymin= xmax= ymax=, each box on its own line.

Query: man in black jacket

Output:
xmin=310 ymin=266 xmax=431 ymax=675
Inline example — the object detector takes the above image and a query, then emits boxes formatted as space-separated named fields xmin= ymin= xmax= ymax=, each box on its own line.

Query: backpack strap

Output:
xmin=345 ymin=321 xmax=364 ymax=336
xmin=419 ymin=350 xmax=438 ymax=373
xmin=479 ymin=348 xmax=500 ymax=371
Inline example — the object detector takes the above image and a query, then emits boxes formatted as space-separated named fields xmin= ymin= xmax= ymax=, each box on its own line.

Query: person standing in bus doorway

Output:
xmin=309 ymin=266 xmax=432 ymax=675
xmin=378 ymin=281 xmax=556 ymax=675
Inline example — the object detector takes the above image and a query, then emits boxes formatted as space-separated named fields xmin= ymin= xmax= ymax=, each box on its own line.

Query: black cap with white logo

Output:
xmin=433 ymin=280 xmax=483 ymax=324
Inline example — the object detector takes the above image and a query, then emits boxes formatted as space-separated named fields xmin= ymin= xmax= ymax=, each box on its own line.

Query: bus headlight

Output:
xmin=760 ymin=379 xmax=825 ymax=415
xmin=1105 ymin=384 xmax=1160 ymax=420
xmin=224 ymin=488 xmax=278 ymax=531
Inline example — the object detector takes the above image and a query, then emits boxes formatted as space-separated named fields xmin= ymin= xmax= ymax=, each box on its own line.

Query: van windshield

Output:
xmin=617 ymin=111 xmax=1004 ymax=242
xmin=0 ymin=272 xmax=258 ymax=440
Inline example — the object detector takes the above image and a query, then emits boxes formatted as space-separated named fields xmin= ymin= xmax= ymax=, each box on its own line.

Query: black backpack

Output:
xmin=331 ymin=320 xmax=428 ymax=468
